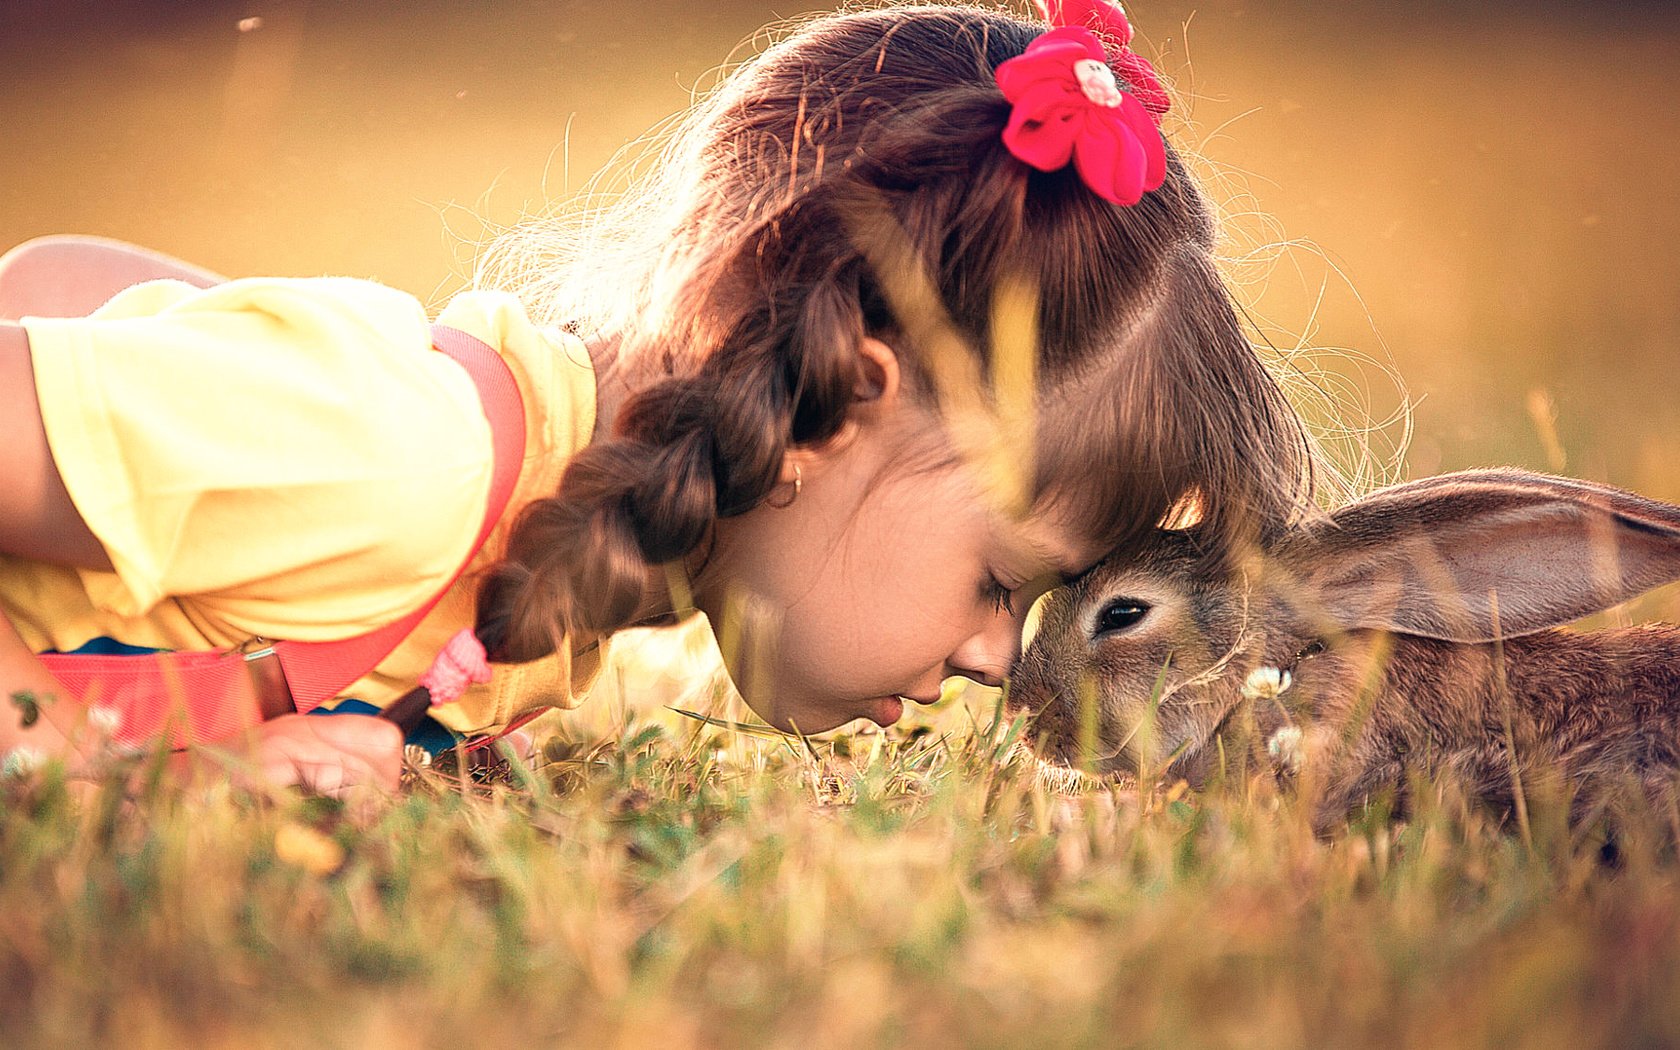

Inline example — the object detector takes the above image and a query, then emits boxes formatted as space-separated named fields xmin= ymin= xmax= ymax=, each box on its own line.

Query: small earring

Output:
xmin=766 ymin=463 xmax=803 ymax=509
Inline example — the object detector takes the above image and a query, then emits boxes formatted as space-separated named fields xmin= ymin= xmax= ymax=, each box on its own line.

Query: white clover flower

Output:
xmin=1241 ymin=666 xmax=1294 ymax=702
xmin=86 ymin=706 xmax=123 ymax=738
xmin=2 ymin=745 xmax=47 ymax=778
xmin=1266 ymin=725 xmax=1305 ymax=774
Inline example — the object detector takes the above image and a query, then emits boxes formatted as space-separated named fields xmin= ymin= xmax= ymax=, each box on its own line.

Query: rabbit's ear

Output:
xmin=1274 ymin=469 xmax=1680 ymax=643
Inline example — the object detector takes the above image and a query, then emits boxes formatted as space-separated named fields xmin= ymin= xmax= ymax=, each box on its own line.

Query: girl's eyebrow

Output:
xmin=1034 ymin=523 xmax=1108 ymax=578
xmin=1006 ymin=528 xmax=1095 ymax=586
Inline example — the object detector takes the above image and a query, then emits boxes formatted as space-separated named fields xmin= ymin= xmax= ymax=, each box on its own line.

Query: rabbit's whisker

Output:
xmin=1157 ymin=575 xmax=1255 ymax=708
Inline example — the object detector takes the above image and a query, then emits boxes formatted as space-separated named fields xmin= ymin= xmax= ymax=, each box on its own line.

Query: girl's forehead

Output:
xmin=995 ymin=502 xmax=1108 ymax=581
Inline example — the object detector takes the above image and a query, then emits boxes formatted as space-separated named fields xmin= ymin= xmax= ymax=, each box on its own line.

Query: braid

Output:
xmin=619 ymin=391 xmax=721 ymax=558
xmin=475 ymin=444 xmax=653 ymax=663
xmin=476 ymin=262 xmax=870 ymax=663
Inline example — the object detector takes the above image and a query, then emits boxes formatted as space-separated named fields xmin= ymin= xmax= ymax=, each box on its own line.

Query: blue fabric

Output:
xmin=47 ymin=637 xmax=165 ymax=656
xmin=307 ymin=698 xmax=463 ymax=755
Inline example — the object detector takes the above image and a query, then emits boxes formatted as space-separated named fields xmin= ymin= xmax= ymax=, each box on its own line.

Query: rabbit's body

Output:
xmin=1011 ymin=470 xmax=1680 ymax=829
xmin=1273 ymin=626 xmax=1680 ymax=822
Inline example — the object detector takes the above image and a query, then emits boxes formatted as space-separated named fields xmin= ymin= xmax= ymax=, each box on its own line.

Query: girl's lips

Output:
xmin=861 ymin=693 xmax=939 ymax=728
xmin=864 ymin=696 xmax=904 ymax=726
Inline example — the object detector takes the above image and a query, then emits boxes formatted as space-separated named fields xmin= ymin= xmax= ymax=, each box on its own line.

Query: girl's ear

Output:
xmin=1274 ymin=469 xmax=1680 ymax=643
xmin=777 ymin=337 xmax=904 ymax=483
xmin=852 ymin=336 xmax=901 ymax=403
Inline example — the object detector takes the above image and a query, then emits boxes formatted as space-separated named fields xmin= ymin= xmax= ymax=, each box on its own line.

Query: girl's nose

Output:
xmin=950 ymin=663 xmax=1006 ymax=690
xmin=944 ymin=607 xmax=1025 ymax=689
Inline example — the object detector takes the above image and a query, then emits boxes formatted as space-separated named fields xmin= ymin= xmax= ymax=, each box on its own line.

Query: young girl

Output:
xmin=0 ymin=2 xmax=1321 ymax=792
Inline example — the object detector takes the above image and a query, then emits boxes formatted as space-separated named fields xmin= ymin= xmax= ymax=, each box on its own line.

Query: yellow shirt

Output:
xmin=4 ymin=276 xmax=602 ymax=734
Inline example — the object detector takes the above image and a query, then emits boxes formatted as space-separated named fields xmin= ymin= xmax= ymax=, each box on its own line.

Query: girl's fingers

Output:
xmin=320 ymin=717 xmax=404 ymax=789
xmin=259 ymin=753 xmax=399 ymax=796
xmin=252 ymin=714 xmax=404 ymax=794
xmin=303 ymin=713 xmax=404 ymax=753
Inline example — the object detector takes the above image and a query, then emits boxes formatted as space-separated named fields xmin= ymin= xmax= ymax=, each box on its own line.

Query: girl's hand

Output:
xmin=248 ymin=714 xmax=404 ymax=795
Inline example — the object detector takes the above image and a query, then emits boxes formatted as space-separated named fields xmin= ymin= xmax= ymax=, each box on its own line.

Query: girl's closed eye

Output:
xmin=982 ymin=572 xmax=1017 ymax=615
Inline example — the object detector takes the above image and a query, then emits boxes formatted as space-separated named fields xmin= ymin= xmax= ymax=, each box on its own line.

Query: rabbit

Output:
xmin=1008 ymin=469 xmax=1680 ymax=831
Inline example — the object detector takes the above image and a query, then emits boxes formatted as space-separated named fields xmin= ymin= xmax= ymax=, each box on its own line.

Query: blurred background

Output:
xmin=7 ymin=0 xmax=1678 ymax=485
xmin=4 ymin=0 xmax=1679 ymax=705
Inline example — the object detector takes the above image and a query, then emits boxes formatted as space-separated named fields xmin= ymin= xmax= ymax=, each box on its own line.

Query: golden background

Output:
xmin=3 ymin=0 xmax=1676 ymax=501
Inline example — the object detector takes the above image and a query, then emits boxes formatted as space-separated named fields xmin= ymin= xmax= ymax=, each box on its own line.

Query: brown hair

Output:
xmin=473 ymin=3 xmax=1322 ymax=664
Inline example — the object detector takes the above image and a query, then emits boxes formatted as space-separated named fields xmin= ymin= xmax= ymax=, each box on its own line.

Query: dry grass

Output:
xmin=4 ymin=680 xmax=1680 ymax=1050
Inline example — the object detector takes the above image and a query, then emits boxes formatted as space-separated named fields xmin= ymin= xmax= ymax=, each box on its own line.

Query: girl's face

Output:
xmin=695 ymin=340 xmax=1100 ymax=734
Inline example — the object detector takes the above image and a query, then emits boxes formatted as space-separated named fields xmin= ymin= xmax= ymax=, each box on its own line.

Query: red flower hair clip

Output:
xmin=1036 ymin=0 xmax=1171 ymax=116
xmin=995 ymin=1 xmax=1170 ymax=206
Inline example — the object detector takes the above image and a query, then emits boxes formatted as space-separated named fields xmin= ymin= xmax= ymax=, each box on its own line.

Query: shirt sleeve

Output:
xmin=20 ymin=276 xmax=493 ymax=642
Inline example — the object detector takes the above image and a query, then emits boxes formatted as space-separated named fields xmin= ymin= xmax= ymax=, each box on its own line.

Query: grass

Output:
xmin=4 ymin=680 xmax=1680 ymax=1050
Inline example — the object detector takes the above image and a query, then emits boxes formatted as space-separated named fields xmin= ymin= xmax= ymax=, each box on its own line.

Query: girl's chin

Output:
xmin=760 ymin=696 xmax=904 ymax=734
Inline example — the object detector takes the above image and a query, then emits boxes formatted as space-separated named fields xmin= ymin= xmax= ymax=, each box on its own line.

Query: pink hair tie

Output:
xmin=997 ymin=1 xmax=1169 ymax=205
xmin=419 ymin=628 xmax=493 ymax=706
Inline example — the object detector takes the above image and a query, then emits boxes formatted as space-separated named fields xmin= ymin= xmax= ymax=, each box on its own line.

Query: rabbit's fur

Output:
xmin=1010 ymin=469 xmax=1680 ymax=830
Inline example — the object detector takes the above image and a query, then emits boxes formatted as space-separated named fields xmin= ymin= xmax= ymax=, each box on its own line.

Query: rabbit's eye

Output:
xmin=1093 ymin=599 xmax=1150 ymax=636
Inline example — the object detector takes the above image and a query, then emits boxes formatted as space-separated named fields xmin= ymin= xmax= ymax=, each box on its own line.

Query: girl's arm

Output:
xmin=0 ymin=321 xmax=113 ymax=568
xmin=0 ymin=598 xmax=81 ymax=758
xmin=0 ymin=321 xmax=119 ymax=757
xmin=0 ymin=234 xmax=222 ymax=562
xmin=0 ymin=235 xmax=224 ymax=321
xmin=0 ymin=320 xmax=402 ymax=790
